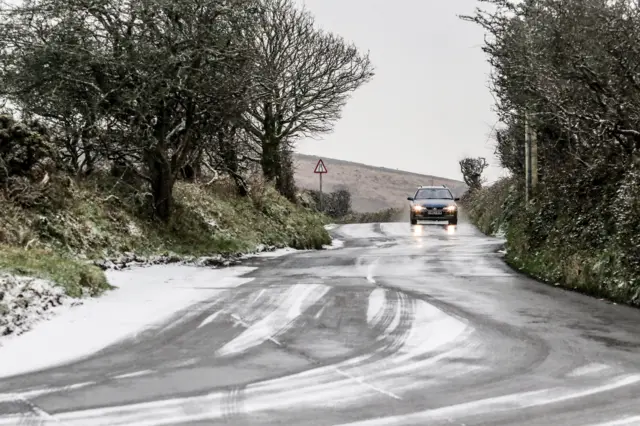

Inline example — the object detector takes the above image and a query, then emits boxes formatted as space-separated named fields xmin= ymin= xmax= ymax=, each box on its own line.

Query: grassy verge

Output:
xmin=0 ymin=245 xmax=109 ymax=297
xmin=461 ymin=177 xmax=640 ymax=306
xmin=0 ymin=174 xmax=331 ymax=296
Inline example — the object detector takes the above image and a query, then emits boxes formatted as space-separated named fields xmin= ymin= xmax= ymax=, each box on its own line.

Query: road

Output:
xmin=2 ymin=222 xmax=640 ymax=425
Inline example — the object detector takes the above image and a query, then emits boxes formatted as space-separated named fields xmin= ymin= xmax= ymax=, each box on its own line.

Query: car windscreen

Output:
xmin=415 ymin=189 xmax=453 ymax=199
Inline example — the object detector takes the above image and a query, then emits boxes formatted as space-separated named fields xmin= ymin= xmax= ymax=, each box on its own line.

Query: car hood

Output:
xmin=414 ymin=199 xmax=456 ymax=208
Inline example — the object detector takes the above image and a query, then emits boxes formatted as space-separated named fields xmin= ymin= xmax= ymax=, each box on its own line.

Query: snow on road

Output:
xmin=336 ymin=224 xmax=382 ymax=239
xmin=0 ymin=288 xmax=476 ymax=426
xmin=216 ymin=284 xmax=330 ymax=357
xmin=243 ymin=246 xmax=301 ymax=258
xmin=0 ymin=265 xmax=255 ymax=378
xmin=324 ymin=238 xmax=345 ymax=250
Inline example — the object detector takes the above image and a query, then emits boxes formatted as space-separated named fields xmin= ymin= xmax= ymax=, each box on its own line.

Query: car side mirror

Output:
xmin=454 ymin=197 xmax=460 ymax=201
xmin=407 ymin=197 xmax=413 ymax=201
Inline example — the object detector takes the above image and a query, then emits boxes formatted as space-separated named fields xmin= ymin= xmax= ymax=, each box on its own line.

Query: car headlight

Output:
xmin=444 ymin=205 xmax=457 ymax=212
xmin=412 ymin=205 xmax=424 ymax=212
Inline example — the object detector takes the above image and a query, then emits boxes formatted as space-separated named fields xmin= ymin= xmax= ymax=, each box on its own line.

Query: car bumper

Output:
xmin=411 ymin=211 xmax=457 ymax=221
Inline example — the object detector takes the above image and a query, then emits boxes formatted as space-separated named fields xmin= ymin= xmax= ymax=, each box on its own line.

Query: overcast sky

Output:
xmin=293 ymin=0 xmax=505 ymax=183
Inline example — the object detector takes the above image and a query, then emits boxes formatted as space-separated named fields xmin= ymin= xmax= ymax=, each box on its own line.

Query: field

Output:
xmin=293 ymin=153 xmax=466 ymax=213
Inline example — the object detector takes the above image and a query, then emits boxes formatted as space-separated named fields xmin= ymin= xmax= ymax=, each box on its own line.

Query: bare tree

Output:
xmin=242 ymin=0 xmax=374 ymax=199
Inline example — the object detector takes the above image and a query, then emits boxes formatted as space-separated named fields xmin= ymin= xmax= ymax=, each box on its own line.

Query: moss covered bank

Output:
xmin=0 ymin=175 xmax=330 ymax=298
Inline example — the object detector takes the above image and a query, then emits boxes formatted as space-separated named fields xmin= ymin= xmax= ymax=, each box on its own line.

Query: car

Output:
xmin=407 ymin=185 xmax=460 ymax=225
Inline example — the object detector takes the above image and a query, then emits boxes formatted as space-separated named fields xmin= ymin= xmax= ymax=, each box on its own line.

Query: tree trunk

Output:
xmin=278 ymin=147 xmax=297 ymax=201
xmin=179 ymin=163 xmax=197 ymax=181
xmin=145 ymin=146 xmax=174 ymax=221
xmin=261 ymin=135 xmax=281 ymax=184
xmin=219 ymin=129 xmax=247 ymax=196
xmin=261 ymin=135 xmax=297 ymax=201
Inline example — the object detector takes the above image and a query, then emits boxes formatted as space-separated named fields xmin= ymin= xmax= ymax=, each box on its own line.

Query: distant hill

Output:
xmin=293 ymin=153 xmax=467 ymax=213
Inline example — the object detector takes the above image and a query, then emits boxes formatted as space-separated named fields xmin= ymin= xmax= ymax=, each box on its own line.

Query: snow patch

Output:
xmin=126 ymin=221 xmax=142 ymax=237
xmin=243 ymin=246 xmax=300 ymax=258
xmin=333 ymin=374 xmax=640 ymax=425
xmin=198 ymin=310 xmax=223 ymax=328
xmin=0 ymin=381 xmax=95 ymax=403
xmin=396 ymin=299 xmax=467 ymax=360
xmin=324 ymin=238 xmax=345 ymax=250
xmin=113 ymin=370 xmax=154 ymax=380
xmin=0 ymin=274 xmax=80 ymax=338
xmin=586 ymin=416 xmax=640 ymax=426
xmin=379 ymin=222 xmax=410 ymax=237
xmin=366 ymin=288 xmax=386 ymax=325
xmin=217 ymin=284 xmax=329 ymax=357
xmin=567 ymin=363 xmax=611 ymax=378
xmin=337 ymin=224 xmax=381 ymax=239
xmin=0 ymin=265 xmax=254 ymax=378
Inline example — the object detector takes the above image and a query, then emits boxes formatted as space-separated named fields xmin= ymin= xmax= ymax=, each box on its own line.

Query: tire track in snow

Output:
xmin=332 ymin=373 xmax=640 ymax=426
xmin=7 ymin=294 xmax=617 ymax=425
xmin=216 ymin=284 xmax=330 ymax=357
xmin=0 ymin=286 xmax=477 ymax=425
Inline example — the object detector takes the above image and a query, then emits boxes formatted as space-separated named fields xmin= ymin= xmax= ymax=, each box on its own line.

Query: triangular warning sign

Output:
xmin=314 ymin=159 xmax=327 ymax=173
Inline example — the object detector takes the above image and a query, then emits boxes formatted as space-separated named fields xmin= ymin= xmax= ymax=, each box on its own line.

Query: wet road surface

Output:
xmin=2 ymin=222 xmax=640 ymax=425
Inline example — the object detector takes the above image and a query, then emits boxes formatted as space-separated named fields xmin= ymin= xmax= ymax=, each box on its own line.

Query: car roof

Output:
xmin=416 ymin=185 xmax=450 ymax=190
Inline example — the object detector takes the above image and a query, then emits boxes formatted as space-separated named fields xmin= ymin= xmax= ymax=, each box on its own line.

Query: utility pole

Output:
xmin=530 ymin=118 xmax=538 ymax=191
xmin=525 ymin=112 xmax=531 ymax=203
xmin=524 ymin=111 xmax=538 ymax=204
xmin=314 ymin=159 xmax=328 ymax=212
xmin=523 ymin=12 xmax=538 ymax=203
xmin=319 ymin=172 xmax=323 ymax=211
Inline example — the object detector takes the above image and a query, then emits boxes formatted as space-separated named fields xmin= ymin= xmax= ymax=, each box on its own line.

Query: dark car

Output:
xmin=407 ymin=186 xmax=460 ymax=225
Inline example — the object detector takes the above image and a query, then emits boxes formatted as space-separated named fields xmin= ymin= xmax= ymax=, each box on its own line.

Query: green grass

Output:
xmin=0 ymin=173 xmax=331 ymax=294
xmin=462 ymin=177 xmax=640 ymax=307
xmin=459 ymin=179 xmax=513 ymax=236
xmin=0 ymin=245 xmax=111 ymax=297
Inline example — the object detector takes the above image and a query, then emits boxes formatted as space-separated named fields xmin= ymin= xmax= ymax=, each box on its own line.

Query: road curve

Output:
xmin=2 ymin=222 xmax=640 ymax=425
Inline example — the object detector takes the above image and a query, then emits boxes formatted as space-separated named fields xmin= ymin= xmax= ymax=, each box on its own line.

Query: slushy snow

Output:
xmin=243 ymin=246 xmax=301 ymax=258
xmin=323 ymin=238 xmax=345 ymax=250
xmin=0 ymin=264 xmax=255 ymax=378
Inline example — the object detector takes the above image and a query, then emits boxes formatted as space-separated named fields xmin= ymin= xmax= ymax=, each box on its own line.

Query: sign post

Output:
xmin=313 ymin=159 xmax=328 ymax=211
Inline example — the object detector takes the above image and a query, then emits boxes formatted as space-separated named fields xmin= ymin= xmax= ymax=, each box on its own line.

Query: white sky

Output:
xmin=2 ymin=0 xmax=504 ymax=182
xmin=294 ymin=0 xmax=506 ymax=183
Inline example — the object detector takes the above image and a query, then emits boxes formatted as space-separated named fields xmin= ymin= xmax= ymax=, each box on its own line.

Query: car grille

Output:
xmin=423 ymin=207 xmax=443 ymax=215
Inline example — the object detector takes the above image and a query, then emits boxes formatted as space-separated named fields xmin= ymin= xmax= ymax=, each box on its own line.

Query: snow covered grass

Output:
xmin=322 ymin=224 xmax=344 ymax=249
xmin=0 ymin=174 xmax=329 ymax=285
xmin=0 ymin=175 xmax=330 ymax=341
xmin=0 ymin=243 xmax=297 ymax=353
xmin=0 ymin=264 xmax=255 ymax=378
xmin=0 ymin=274 xmax=80 ymax=338
xmin=242 ymin=246 xmax=301 ymax=258
xmin=0 ymin=245 xmax=110 ymax=297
